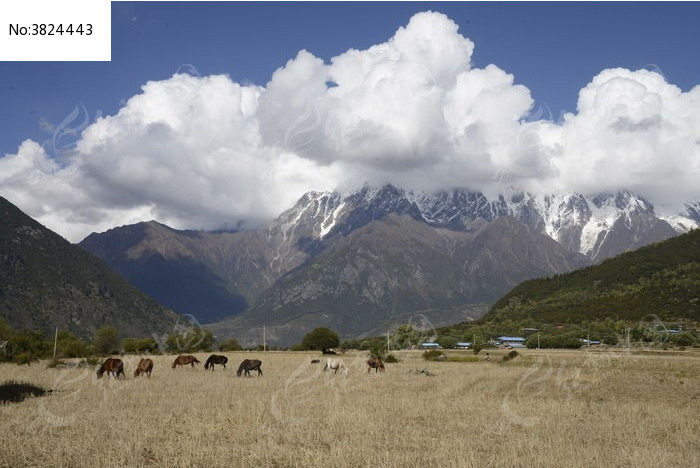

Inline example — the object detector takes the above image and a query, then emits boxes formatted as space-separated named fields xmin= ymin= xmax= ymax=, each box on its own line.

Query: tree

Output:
xmin=94 ymin=326 xmax=119 ymax=355
xmin=391 ymin=325 xmax=421 ymax=349
xmin=165 ymin=328 xmax=214 ymax=353
xmin=3 ymin=328 xmax=49 ymax=363
xmin=300 ymin=327 xmax=340 ymax=351
xmin=526 ymin=332 xmax=582 ymax=349
xmin=57 ymin=331 xmax=89 ymax=358
xmin=368 ymin=343 xmax=385 ymax=359
xmin=122 ymin=337 xmax=158 ymax=354
xmin=672 ymin=332 xmax=696 ymax=347
xmin=436 ymin=335 xmax=457 ymax=349
xmin=219 ymin=338 xmax=242 ymax=351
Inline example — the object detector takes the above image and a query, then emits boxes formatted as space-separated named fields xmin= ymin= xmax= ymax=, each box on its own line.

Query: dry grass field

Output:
xmin=1 ymin=348 xmax=698 ymax=467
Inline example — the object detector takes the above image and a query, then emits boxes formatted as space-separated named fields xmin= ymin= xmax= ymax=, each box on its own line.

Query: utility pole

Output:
xmin=263 ymin=325 xmax=266 ymax=352
xmin=53 ymin=327 xmax=58 ymax=360
xmin=537 ymin=332 xmax=540 ymax=350
xmin=387 ymin=331 xmax=390 ymax=354
xmin=626 ymin=328 xmax=630 ymax=348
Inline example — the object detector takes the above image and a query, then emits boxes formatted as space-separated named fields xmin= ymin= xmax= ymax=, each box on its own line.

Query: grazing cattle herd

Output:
xmin=96 ymin=352 xmax=382 ymax=380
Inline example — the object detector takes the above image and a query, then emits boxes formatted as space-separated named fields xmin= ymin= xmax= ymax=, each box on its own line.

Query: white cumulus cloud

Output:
xmin=1 ymin=11 xmax=698 ymax=242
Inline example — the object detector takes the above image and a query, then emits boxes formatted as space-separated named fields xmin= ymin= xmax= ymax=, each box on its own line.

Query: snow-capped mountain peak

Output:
xmin=277 ymin=184 xmax=696 ymax=262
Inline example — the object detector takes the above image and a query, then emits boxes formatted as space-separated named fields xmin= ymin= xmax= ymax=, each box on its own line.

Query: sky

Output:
xmin=1 ymin=1 xmax=699 ymax=242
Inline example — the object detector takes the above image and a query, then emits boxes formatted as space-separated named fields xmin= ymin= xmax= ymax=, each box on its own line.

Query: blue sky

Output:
xmin=1 ymin=1 xmax=699 ymax=156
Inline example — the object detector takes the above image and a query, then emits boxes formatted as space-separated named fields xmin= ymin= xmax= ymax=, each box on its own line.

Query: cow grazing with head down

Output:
xmin=204 ymin=354 xmax=228 ymax=371
xmin=97 ymin=358 xmax=125 ymax=379
xmin=172 ymin=355 xmax=200 ymax=369
xmin=367 ymin=357 xmax=385 ymax=373
xmin=236 ymin=359 xmax=262 ymax=377
xmin=134 ymin=358 xmax=153 ymax=378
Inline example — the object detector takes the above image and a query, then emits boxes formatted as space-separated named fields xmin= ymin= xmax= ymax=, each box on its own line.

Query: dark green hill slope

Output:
xmin=485 ymin=228 xmax=700 ymax=323
xmin=0 ymin=197 xmax=181 ymax=339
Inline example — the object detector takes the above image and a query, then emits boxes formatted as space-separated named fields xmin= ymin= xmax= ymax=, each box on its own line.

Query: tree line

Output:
xmin=0 ymin=319 xmax=243 ymax=364
xmin=1 ymin=318 xmax=696 ymax=366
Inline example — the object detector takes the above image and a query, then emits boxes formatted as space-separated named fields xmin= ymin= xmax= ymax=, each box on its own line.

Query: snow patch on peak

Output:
xmin=320 ymin=202 xmax=346 ymax=238
xmin=683 ymin=201 xmax=700 ymax=223
xmin=531 ymin=194 xmax=582 ymax=240
xmin=580 ymin=197 xmax=618 ymax=256
xmin=660 ymin=215 xmax=698 ymax=233
xmin=656 ymin=201 xmax=700 ymax=233
xmin=578 ymin=191 xmax=654 ymax=256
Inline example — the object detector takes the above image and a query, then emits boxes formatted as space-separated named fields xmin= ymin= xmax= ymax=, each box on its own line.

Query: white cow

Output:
xmin=323 ymin=358 xmax=347 ymax=375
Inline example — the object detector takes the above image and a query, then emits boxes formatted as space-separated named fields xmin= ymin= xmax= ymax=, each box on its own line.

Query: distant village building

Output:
xmin=420 ymin=342 xmax=441 ymax=349
xmin=496 ymin=336 xmax=527 ymax=348
xmin=455 ymin=342 xmax=472 ymax=349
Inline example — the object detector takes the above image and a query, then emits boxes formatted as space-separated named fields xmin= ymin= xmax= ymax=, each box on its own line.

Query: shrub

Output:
xmin=671 ymin=332 xmax=696 ymax=347
xmin=446 ymin=356 xmax=479 ymax=363
xmin=422 ymin=350 xmax=446 ymax=361
xmin=46 ymin=358 xmax=65 ymax=368
xmin=79 ymin=357 xmax=101 ymax=367
xmin=384 ymin=353 xmax=399 ymax=363
xmin=502 ymin=350 xmax=520 ymax=362
xmin=13 ymin=352 xmax=33 ymax=365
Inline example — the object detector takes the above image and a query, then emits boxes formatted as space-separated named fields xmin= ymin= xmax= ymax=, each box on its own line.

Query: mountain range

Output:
xmin=79 ymin=185 xmax=698 ymax=345
xmin=0 ymin=197 xmax=181 ymax=339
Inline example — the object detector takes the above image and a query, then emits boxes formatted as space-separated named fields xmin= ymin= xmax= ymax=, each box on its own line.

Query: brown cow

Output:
xmin=172 ymin=355 xmax=200 ymax=369
xmin=96 ymin=358 xmax=125 ymax=379
xmin=134 ymin=358 xmax=154 ymax=378
xmin=367 ymin=357 xmax=385 ymax=373
xmin=236 ymin=359 xmax=262 ymax=377
xmin=204 ymin=354 xmax=228 ymax=371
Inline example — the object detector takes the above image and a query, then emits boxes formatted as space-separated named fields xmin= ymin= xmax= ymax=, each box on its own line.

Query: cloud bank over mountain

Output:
xmin=1 ymin=11 xmax=698 ymax=242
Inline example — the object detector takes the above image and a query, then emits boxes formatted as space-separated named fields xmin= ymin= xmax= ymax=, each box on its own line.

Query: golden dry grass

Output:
xmin=1 ymin=349 xmax=698 ymax=467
